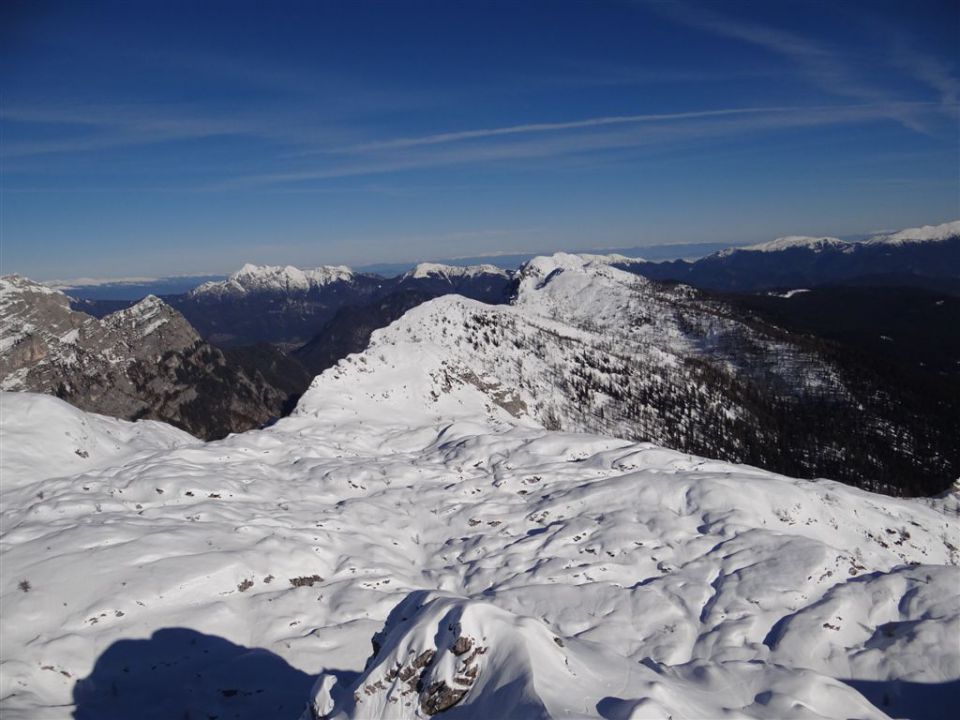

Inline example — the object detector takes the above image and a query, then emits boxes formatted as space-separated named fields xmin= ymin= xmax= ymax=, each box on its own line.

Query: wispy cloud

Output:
xmin=0 ymin=106 xmax=366 ymax=166
xmin=341 ymin=106 xmax=806 ymax=152
xmin=891 ymin=40 xmax=960 ymax=108
xmin=219 ymin=101 xmax=942 ymax=189
xmin=639 ymin=0 xmax=958 ymax=134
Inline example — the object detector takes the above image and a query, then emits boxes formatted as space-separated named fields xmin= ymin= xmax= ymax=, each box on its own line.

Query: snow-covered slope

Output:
xmin=865 ymin=220 xmax=960 ymax=246
xmin=306 ymin=252 xmax=955 ymax=494
xmin=719 ymin=235 xmax=850 ymax=255
xmin=191 ymin=263 xmax=357 ymax=297
xmin=709 ymin=220 xmax=959 ymax=256
xmin=0 ymin=392 xmax=196 ymax=487
xmin=2 ymin=266 xmax=958 ymax=718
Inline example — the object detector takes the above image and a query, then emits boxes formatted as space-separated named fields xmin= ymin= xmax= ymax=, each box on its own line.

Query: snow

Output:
xmin=1 ymin=255 xmax=958 ymax=719
xmin=865 ymin=220 xmax=960 ymax=246
xmin=707 ymin=220 xmax=960 ymax=258
xmin=191 ymin=263 xmax=355 ymax=297
xmin=102 ymin=295 xmax=171 ymax=337
xmin=769 ymin=289 xmax=811 ymax=298
xmin=1 ymin=274 xmax=59 ymax=300
xmin=719 ymin=236 xmax=849 ymax=256
xmin=402 ymin=262 xmax=510 ymax=280
xmin=0 ymin=393 xmax=196 ymax=488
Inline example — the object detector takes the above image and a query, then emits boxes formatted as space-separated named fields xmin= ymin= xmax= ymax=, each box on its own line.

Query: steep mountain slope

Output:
xmin=171 ymin=264 xmax=385 ymax=347
xmin=169 ymin=262 xmax=515 ymax=348
xmin=1 ymin=366 xmax=957 ymax=719
xmin=0 ymin=275 xmax=293 ymax=439
xmin=338 ymin=253 xmax=956 ymax=495
xmin=294 ymin=289 xmax=436 ymax=375
xmin=394 ymin=262 xmax=515 ymax=303
xmin=223 ymin=342 xmax=316 ymax=415
xmin=621 ymin=220 xmax=960 ymax=293
xmin=725 ymin=285 xmax=960 ymax=381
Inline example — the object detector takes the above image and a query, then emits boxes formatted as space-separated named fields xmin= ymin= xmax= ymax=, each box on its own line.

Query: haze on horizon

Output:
xmin=1 ymin=0 xmax=958 ymax=280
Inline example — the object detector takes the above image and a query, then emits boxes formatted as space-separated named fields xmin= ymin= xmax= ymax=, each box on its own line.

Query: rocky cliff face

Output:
xmin=0 ymin=275 xmax=292 ymax=439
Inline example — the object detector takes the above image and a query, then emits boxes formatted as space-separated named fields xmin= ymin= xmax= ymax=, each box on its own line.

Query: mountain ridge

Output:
xmin=0 ymin=275 xmax=297 ymax=439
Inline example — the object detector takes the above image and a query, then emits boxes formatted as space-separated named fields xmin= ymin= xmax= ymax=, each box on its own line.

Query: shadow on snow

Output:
xmin=72 ymin=627 xmax=351 ymax=720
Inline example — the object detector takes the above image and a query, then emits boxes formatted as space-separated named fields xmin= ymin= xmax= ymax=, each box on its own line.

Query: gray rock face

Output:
xmin=0 ymin=275 xmax=290 ymax=439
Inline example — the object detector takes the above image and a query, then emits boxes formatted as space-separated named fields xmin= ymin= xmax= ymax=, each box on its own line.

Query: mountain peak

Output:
xmin=103 ymin=294 xmax=195 ymax=341
xmin=518 ymin=252 xmax=644 ymax=287
xmin=192 ymin=263 xmax=356 ymax=297
xmin=865 ymin=219 xmax=960 ymax=246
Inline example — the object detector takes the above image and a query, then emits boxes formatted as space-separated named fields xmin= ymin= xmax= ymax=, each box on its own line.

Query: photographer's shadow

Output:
xmin=73 ymin=627 xmax=319 ymax=719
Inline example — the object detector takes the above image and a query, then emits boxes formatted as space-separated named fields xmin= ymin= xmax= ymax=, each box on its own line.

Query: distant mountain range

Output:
xmin=170 ymin=262 xmax=515 ymax=348
xmin=618 ymin=220 xmax=960 ymax=293
xmin=3 ymin=220 xmax=957 ymax=489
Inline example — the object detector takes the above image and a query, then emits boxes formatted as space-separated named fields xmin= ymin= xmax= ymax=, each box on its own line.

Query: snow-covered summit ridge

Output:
xmin=865 ymin=219 xmax=960 ymax=245
xmin=517 ymin=251 xmax=643 ymax=281
xmin=710 ymin=220 xmax=960 ymax=258
xmin=101 ymin=294 xmax=188 ymax=339
xmin=191 ymin=263 xmax=356 ymax=297
xmin=401 ymin=262 xmax=510 ymax=280
xmin=1 ymin=274 xmax=62 ymax=303
xmin=725 ymin=235 xmax=850 ymax=255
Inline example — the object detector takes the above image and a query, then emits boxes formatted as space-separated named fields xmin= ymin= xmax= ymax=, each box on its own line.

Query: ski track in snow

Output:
xmin=1 ymin=253 xmax=959 ymax=720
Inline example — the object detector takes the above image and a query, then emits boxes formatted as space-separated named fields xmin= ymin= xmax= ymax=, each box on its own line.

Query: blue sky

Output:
xmin=2 ymin=0 xmax=958 ymax=279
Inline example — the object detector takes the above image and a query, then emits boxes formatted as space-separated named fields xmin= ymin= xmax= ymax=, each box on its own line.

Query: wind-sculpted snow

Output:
xmin=1 ymin=378 xmax=958 ymax=719
xmin=0 ymin=393 xmax=197 ymax=487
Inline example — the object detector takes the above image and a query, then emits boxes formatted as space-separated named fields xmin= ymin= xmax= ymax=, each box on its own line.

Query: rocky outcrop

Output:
xmin=305 ymin=592 xmax=535 ymax=720
xmin=0 ymin=275 xmax=293 ymax=439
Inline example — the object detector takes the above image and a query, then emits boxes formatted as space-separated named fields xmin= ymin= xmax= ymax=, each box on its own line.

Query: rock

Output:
xmin=419 ymin=680 xmax=467 ymax=715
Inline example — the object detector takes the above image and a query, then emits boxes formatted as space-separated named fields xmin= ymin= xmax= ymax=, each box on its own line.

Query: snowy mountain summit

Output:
xmin=401 ymin=262 xmax=510 ymax=281
xmin=721 ymin=235 xmax=850 ymax=255
xmin=865 ymin=219 xmax=960 ymax=246
xmin=191 ymin=263 xmax=358 ymax=297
